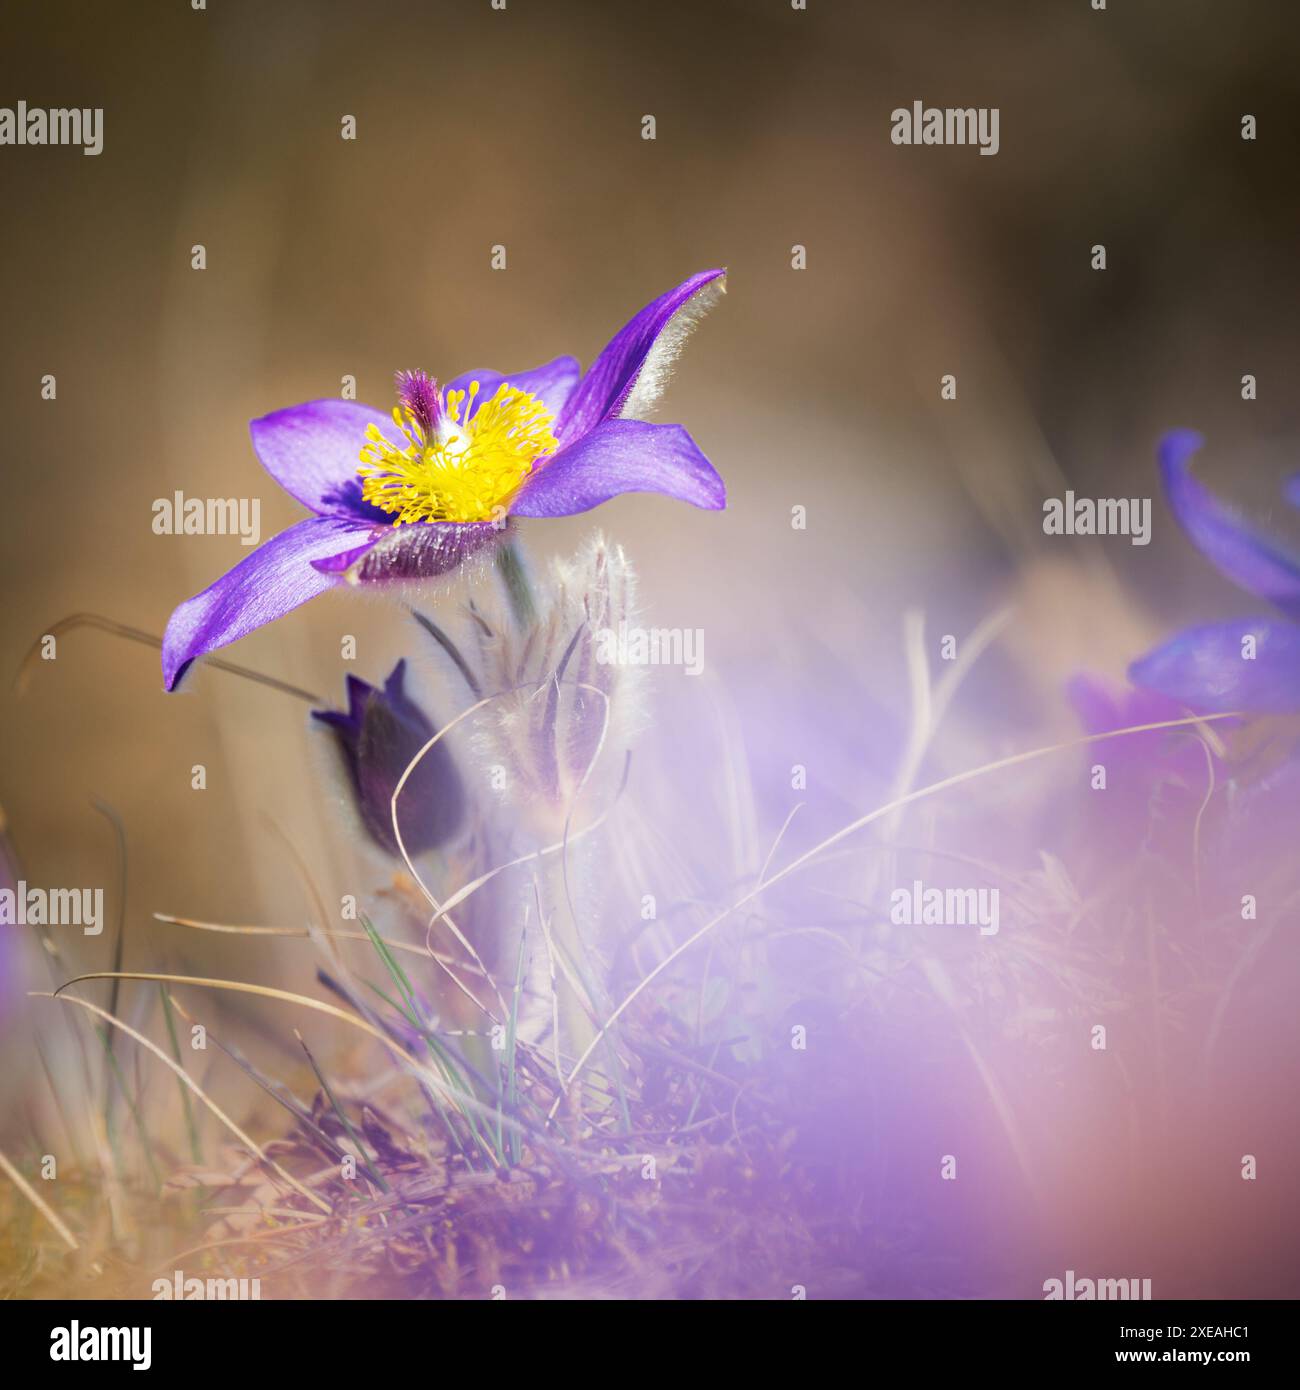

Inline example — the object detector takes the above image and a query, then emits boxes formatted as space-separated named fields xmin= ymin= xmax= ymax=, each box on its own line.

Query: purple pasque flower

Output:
xmin=0 ymin=810 xmax=23 ymax=1019
xmin=1129 ymin=430 xmax=1300 ymax=713
xmin=1065 ymin=672 xmax=1223 ymax=864
xmin=311 ymin=659 xmax=463 ymax=858
xmin=161 ymin=270 xmax=728 ymax=691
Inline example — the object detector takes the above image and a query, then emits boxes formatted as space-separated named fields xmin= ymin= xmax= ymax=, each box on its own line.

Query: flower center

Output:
xmin=358 ymin=372 xmax=558 ymax=525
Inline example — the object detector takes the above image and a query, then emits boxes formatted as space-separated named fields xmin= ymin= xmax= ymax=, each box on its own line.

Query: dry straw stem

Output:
xmin=152 ymin=1219 xmax=332 ymax=1276
xmin=551 ymin=711 xmax=1245 ymax=1118
xmin=15 ymin=612 xmax=322 ymax=703
xmin=47 ymin=974 xmax=540 ymax=1154
xmin=154 ymin=913 xmax=489 ymax=977
xmin=156 ymin=768 xmax=624 ymax=989
xmin=414 ymin=754 xmax=622 ymax=949
xmin=35 ymin=991 xmax=332 ymax=1215
xmin=389 ymin=688 xmax=528 ymax=1021
xmin=49 ymin=974 xmax=443 ymax=1096
xmin=388 ymin=676 xmax=613 ymax=1025
xmin=0 ymin=1145 xmax=80 ymax=1251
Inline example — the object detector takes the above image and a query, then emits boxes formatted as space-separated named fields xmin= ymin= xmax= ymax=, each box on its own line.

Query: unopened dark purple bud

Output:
xmin=312 ymin=660 xmax=464 ymax=857
xmin=395 ymin=369 xmax=443 ymax=435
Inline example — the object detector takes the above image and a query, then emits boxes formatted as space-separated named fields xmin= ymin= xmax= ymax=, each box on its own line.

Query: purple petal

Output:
xmin=511 ymin=418 xmax=724 ymax=518
xmin=443 ymin=356 xmax=581 ymax=423
xmin=1066 ymin=673 xmax=1189 ymax=737
xmin=1128 ymin=617 xmax=1300 ymax=714
xmin=161 ymin=517 xmax=378 ymax=690
xmin=1160 ymin=429 xmax=1300 ymax=619
xmin=250 ymin=400 xmax=399 ymax=522
xmin=554 ymin=271 xmax=726 ymax=444
xmin=310 ymin=536 xmax=386 ymax=575
xmin=1066 ymin=672 xmax=1216 ymax=784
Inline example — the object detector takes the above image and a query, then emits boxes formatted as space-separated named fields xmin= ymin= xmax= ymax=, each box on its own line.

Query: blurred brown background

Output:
xmin=2 ymin=0 xmax=1299 ymax=1020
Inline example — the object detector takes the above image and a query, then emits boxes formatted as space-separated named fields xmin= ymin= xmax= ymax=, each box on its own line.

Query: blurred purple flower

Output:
xmin=1129 ymin=430 xmax=1300 ymax=712
xmin=1066 ymin=672 xmax=1222 ymax=864
xmin=0 ymin=813 xmax=24 ymax=1023
xmin=162 ymin=270 xmax=728 ymax=690
xmin=312 ymin=660 xmax=463 ymax=857
xmin=1069 ymin=674 xmax=1210 ymax=773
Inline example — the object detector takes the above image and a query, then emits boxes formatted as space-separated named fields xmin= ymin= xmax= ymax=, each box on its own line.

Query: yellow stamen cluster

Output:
xmin=358 ymin=381 xmax=558 ymax=525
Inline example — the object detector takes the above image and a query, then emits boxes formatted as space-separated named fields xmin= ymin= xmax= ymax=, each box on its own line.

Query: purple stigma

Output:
xmin=395 ymin=369 xmax=443 ymax=434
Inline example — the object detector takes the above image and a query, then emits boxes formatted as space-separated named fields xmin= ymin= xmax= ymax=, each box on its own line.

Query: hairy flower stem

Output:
xmin=512 ymin=844 xmax=606 ymax=1107
xmin=535 ymin=854 xmax=607 ymax=1109
xmin=496 ymin=539 xmax=537 ymax=630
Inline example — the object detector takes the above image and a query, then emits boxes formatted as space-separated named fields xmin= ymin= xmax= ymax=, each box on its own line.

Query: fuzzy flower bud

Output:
xmin=467 ymin=534 xmax=642 ymax=836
